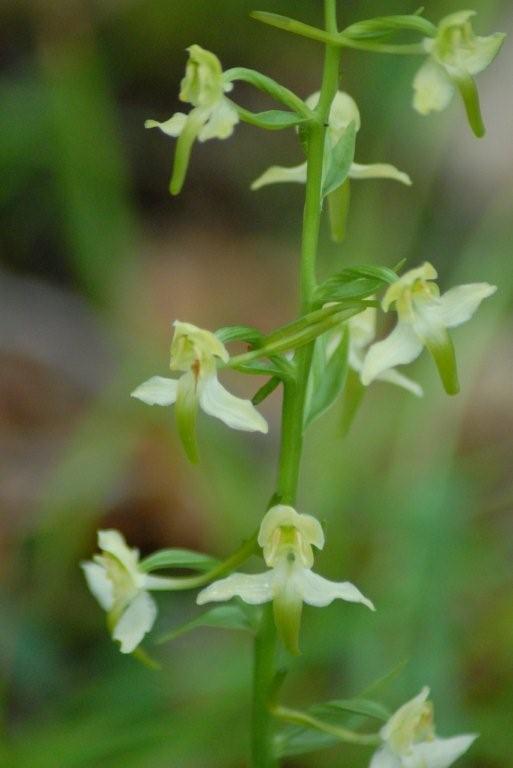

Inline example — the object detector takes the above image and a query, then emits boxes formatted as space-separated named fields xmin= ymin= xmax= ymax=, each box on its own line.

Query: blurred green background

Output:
xmin=1 ymin=1 xmax=512 ymax=766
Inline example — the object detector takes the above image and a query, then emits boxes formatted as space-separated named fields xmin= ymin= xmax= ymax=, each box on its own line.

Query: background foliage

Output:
xmin=1 ymin=1 xmax=512 ymax=766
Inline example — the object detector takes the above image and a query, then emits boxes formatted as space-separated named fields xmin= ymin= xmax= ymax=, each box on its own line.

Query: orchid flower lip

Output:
xmin=361 ymin=263 xmax=496 ymax=392
xmin=196 ymin=505 xmax=374 ymax=653
xmin=412 ymin=11 xmax=505 ymax=122
xmin=370 ymin=687 xmax=478 ymax=768
xmin=130 ymin=321 xmax=268 ymax=448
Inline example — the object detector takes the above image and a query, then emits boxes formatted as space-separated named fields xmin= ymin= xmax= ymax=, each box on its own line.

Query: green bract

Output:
xmin=413 ymin=11 xmax=505 ymax=136
xmin=145 ymin=45 xmax=239 ymax=193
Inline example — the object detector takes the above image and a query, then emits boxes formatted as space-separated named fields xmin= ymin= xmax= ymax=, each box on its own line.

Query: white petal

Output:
xmin=459 ymin=34 xmax=506 ymax=76
xmin=410 ymin=298 xmax=448 ymax=348
xmin=348 ymin=307 xmax=377 ymax=351
xmin=350 ymin=163 xmax=411 ymax=186
xmin=438 ymin=283 xmax=496 ymax=328
xmin=112 ymin=591 xmax=158 ymax=654
xmin=251 ymin=163 xmax=308 ymax=191
xmin=258 ymin=506 xmax=324 ymax=568
xmin=361 ymin=322 xmax=423 ymax=386
xmin=81 ymin=561 xmax=114 ymax=611
xmin=376 ymin=368 xmax=424 ymax=397
xmin=298 ymin=569 xmax=375 ymax=610
xmin=413 ymin=59 xmax=454 ymax=115
xmin=199 ymin=375 xmax=268 ymax=433
xmin=406 ymin=735 xmax=477 ymax=768
xmin=97 ymin=529 xmax=140 ymax=576
xmin=383 ymin=263 xmax=438 ymax=311
xmin=131 ymin=376 xmax=179 ymax=406
xmin=369 ymin=746 xmax=402 ymax=768
xmin=328 ymin=91 xmax=361 ymax=136
xmin=198 ymin=99 xmax=239 ymax=141
xmin=197 ymin=571 xmax=274 ymax=606
xmin=381 ymin=687 xmax=431 ymax=744
xmin=145 ymin=113 xmax=187 ymax=137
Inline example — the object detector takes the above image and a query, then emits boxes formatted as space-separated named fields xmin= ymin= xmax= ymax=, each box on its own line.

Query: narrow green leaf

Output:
xmin=322 ymin=122 xmax=357 ymax=198
xmin=304 ymin=328 xmax=349 ymax=429
xmin=237 ymin=106 xmax=306 ymax=130
xmin=276 ymin=726 xmax=339 ymax=757
xmin=276 ymin=698 xmax=384 ymax=757
xmin=315 ymin=264 xmax=398 ymax=304
xmin=252 ymin=376 xmax=281 ymax=405
xmin=313 ymin=698 xmax=390 ymax=722
xmin=250 ymin=11 xmax=331 ymax=45
xmin=327 ymin=180 xmax=351 ymax=243
xmin=341 ymin=14 xmax=437 ymax=41
xmin=343 ymin=264 xmax=398 ymax=284
xmin=234 ymin=358 xmax=295 ymax=380
xmin=157 ymin=603 xmax=257 ymax=643
xmin=215 ymin=324 xmax=263 ymax=346
xmin=393 ymin=258 xmax=407 ymax=274
xmin=315 ymin=276 xmax=383 ymax=303
xmin=359 ymin=658 xmax=410 ymax=698
xmin=140 ymin=549 xmax=219 ymax=573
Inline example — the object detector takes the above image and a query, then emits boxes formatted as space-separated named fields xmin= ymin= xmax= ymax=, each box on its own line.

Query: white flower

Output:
xmin=252 ymin=91 xmax=411 ymax=191
xmin=146 ymin=44 xmax=238 ymax=141
xmin=413 ymin=11 xmax=505 ymax=131
xmin=370 ymin=687 xmax=477 ymax=768
xmin=327 ymin=307 xmax=423 ymax=397
xmin=361 ymin=263 xmax=496 ymax=395
xmin=145 ymin=45 xmax=239 ymax=193
xmin=197 ymin=505 xmax=374 ymax=653
xmin=81 ymin=530 xmax=175 ymax=653
xmin=131 ymin=321 xmax=267 ymax=461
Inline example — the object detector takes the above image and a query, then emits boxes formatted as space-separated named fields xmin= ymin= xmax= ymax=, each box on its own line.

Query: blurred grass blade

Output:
xmin=158 ymin=603 xmax=257 ymax=643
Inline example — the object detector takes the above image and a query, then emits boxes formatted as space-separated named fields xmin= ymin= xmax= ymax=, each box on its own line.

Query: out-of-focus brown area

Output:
xmin=1 ymin=1 xmax=512 ymax=766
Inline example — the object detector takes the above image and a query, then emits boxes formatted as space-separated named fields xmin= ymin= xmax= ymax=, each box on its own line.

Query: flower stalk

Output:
xmin=250 ymin=1 xmax=342 ymax=764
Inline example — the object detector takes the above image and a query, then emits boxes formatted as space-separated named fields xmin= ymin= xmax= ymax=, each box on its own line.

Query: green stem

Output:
xmin=224 ymin=67 xmax=314 ymax=119
xmin=227 ymin=304 xmax=364 ymax=369
xmin=144 ymin=532 xmax=258 ymax=591
xmin=251 ymin=12 xmax=426 ymax=55
xmin=276 ymin=0 xmax=341 ymax=506
xmin=252 ymin=605 xmax=279 ymax=767
xmin=272 ymin=705 xmax=381 ymax=747
xmin=250 ymin=2 xmax=341 ymax=766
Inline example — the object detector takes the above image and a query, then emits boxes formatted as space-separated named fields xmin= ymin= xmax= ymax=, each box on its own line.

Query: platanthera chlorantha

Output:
xmin=82 ymin=4 xmax=504 ymax=766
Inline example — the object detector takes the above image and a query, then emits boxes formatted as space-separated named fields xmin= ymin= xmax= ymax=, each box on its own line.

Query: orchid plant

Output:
xmin=83 ymin=3 xmax=504 ymax=766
